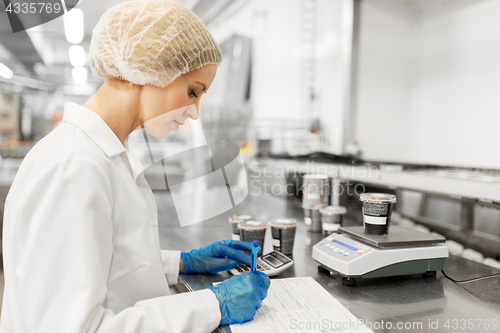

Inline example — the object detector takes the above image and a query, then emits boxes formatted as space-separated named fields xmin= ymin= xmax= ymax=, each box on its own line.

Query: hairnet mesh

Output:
xmin=88 ymin=0 xmax=222 ymax=87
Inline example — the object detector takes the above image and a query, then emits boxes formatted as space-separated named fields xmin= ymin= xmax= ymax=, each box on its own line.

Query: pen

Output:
xmin=251 ymin=240 xmax=261 ymax=272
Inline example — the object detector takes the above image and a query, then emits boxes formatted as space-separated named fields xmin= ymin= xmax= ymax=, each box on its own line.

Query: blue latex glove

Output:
xmin=181 ymin=240 xmax=253 ymax=274
xmin=209 ymin=271 xmax=271 ymax=325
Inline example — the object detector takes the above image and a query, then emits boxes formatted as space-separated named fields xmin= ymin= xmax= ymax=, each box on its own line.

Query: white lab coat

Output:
xmin=0 ymin=102 xmax=221 ymax=333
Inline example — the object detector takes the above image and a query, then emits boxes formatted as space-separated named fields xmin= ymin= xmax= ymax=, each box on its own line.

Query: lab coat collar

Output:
xmin=62 ymin=102 xmax=127 ymax=158
xmin=123 ymin=141 xmax=144 ymax=182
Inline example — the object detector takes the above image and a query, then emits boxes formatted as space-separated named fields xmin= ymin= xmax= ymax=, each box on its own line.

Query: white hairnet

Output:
xmin=88 ymin=0 xmax=222 ymax=87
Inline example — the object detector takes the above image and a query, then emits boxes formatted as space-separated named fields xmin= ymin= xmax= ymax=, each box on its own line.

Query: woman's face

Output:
xmin=139 ymin=64 xmax=217 ymax=139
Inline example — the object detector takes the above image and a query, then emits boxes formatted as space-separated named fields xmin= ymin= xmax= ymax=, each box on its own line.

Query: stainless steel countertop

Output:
xmin=155 ymin=192 xmax=500 ymax=333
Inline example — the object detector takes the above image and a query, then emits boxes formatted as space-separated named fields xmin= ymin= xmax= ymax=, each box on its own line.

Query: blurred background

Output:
xmin=1 ymin=0 xmax=500 ymax=306
xmin=1 ymin=0 xmax=500 ymax=167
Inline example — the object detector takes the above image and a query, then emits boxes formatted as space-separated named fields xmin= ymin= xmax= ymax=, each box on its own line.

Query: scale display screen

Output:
xmin=332 ymin=240 xmax=358 ymax=252
xmin=263 ymin=254 xmax=284 ymax=267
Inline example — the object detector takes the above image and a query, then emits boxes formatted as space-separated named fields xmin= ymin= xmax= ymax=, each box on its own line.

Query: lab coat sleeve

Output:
xmin=160 ymin=250 xmax=181 ymax=285
xmin=8 ymin=157 xmax=220 ymax=333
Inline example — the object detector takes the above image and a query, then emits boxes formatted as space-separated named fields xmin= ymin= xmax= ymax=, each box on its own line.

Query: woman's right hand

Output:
xmin=209 ymin=271 xmax=271 ymax=325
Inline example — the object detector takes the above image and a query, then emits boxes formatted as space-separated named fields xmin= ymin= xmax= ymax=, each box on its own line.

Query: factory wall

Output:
xmin=207 ymin=0 xmax=352 ymax=155
xmin=355 ymin=0 xmax=500 ymax=169
xmin=355 ymin=0 xmax=416 ymax=163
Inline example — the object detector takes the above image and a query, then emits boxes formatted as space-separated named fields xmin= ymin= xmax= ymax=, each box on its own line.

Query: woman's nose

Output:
xmin=185 ymin=104 xmax=199 ymax=120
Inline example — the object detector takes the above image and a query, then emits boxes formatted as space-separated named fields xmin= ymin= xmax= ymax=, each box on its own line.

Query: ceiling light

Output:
xmin=69 ymin=45 xmax=86 ymax=67
xmin=0 ymin=63 xmax=14 ymax=79
xmin=64 ymin=9 xmax=84 ymax=44
xmin=72 ymin=67 xmax=88 ymax=84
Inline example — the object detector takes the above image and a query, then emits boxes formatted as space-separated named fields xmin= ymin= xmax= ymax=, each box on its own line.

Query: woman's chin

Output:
xmin=156 ymin=130 xmax=172 ymax=140
xmin=144 ymin=127 xmax=172 ymax=140
xmin=144 ymin=121 xmax=179 ymax=139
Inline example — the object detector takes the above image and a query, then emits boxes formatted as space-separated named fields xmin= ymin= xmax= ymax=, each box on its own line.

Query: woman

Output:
xmin=0 ymin=1 xmax=269 ymax=332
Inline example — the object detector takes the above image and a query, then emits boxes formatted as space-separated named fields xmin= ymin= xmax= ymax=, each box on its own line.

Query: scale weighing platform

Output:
xmin=312 ymin=226 xmax=449 ymax=286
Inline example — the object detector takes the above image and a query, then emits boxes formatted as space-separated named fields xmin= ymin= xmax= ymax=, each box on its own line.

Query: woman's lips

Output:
xmin=173 ymin=120 xmax=184 ymax=130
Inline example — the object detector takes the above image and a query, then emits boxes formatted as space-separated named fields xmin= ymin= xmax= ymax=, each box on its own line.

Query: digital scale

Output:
xmin=312 ymin=226 xmax=448 ymax=286
xmin=230 ymin=251 xmax=294 ymax=276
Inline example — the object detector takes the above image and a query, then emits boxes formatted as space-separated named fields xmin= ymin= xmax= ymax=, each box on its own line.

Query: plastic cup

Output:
xmin=302 ymin=174 xmax=330 ymax=194
xmin=228 ymin=215 xmax=252 ymax=240
xmin=301 ymin=174 xmax=330 ymax=209
xmin=270 ymin=218 xmax=297 ymax=255
xmin=238 ymin=220 xmax=267 ymax=256
xmin=359 ymin=193 xmax=397 ymax=235
xmin=304 ymin=205 xmax=322 ymax=232
xmin=302 ymin=192 xmax=329 ymax=209
xmin=320 ymin=206 xmax=347 ymax=235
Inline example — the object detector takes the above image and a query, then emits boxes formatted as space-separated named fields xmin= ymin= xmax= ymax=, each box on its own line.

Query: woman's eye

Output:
xmin=190 ymin=90 xmax=198 ymax=98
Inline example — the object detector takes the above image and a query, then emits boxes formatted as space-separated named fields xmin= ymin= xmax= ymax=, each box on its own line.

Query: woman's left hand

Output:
xmin=180 ymin=240 xmax=253 ymax=274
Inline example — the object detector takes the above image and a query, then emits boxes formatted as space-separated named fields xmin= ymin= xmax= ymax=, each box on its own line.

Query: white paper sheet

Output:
xmin=223 ymin=277 xmax=373 ymax=333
